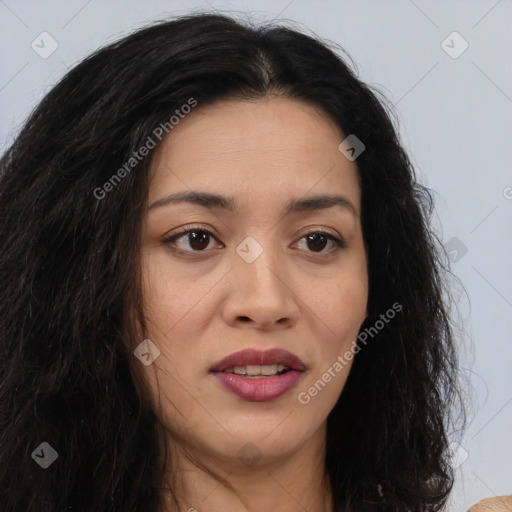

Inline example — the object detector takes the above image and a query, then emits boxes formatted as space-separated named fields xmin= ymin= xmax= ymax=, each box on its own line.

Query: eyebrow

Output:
xmin=147 ymin=190 xmax=357 ymax=216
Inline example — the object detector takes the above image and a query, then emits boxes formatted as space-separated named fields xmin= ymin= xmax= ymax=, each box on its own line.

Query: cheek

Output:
xmin=295 ymin=279 xmax=366 ymax=419
xmin=137 ymin=257 xmax=199 ymax=399
xmin=138 ymin=253 xmax=223 ymax=398
xmin=142 ymin=252 xmax=181 ymax=319
xmin=311 ymin=271 xmax=368 ymax=340
xmin=140 ymin=251 xmax=215 ymax=337
xmin=303 ymin=266 xmax=368 ymax=398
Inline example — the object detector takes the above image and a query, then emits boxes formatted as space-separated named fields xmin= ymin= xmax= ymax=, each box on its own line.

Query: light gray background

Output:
xmin=1 ymin=1 xmax=511 ymax=510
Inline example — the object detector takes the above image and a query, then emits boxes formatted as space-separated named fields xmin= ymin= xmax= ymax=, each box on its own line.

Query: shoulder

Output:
xmin=467 ymin=495 xmax=512 ymax=512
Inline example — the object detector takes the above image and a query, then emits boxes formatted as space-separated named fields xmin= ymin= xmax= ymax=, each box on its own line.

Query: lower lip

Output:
xmin=212 ymin=371 xmax=304 ymax=402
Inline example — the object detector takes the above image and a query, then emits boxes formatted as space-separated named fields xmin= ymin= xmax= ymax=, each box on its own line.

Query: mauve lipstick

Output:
xmin=210 ymin=348 xmax=306 ymax=402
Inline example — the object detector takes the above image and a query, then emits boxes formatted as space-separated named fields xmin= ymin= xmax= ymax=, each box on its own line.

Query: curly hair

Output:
xmin=0 ymin=12 xmax=464 ymax=512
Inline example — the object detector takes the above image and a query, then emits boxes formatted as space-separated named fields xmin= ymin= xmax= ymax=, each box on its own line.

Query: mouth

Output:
xmin=222 ymin=363 xmax=295 ymax=377
xmin=210 ymin=348 xmax=306 ymax=402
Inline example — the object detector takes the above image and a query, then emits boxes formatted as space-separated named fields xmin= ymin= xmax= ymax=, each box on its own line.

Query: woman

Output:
xmin=0 ymin=12 xmax=465 ymax=512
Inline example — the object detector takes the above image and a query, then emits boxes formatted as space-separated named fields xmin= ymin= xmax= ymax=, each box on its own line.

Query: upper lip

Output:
xmin=211 ymin=348 xmax=306 ymax=372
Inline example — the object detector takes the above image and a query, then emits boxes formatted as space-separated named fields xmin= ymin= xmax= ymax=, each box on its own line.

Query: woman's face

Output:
xmin=139 ymin=96 xmax=368 ymax=466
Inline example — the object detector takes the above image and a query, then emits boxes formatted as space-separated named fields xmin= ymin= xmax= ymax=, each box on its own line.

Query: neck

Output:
xmin=160 ymin=424 xmax=334 ymax=512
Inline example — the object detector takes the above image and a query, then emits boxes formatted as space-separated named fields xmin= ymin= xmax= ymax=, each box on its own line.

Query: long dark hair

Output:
xmin=0 ymin=12 xmax=464 ymax=511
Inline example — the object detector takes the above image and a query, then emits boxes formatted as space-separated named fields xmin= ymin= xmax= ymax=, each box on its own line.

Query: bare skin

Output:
xmin=138 ymin=96 xmax=368 ymax=512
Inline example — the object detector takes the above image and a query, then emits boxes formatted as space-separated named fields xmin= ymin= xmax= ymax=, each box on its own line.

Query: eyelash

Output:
xmin=161 ymin=224 xmax=346 ymax=258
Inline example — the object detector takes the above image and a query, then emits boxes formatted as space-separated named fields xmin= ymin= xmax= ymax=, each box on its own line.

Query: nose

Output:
xmin=221 ymin=243 xmax=300 ymax=331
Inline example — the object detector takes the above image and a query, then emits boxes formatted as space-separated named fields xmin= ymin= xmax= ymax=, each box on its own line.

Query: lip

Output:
xmin=210 ymin=348 xmax=306 ymax=402
xmin=210 ymin=348 xmax=306 ymax=373
xmin=213 ymin=371 xmax=304 ymax=402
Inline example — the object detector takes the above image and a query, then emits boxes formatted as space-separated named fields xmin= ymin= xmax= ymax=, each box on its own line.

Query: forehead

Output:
xmin=148 ymin=96 xmax=361 ymax=214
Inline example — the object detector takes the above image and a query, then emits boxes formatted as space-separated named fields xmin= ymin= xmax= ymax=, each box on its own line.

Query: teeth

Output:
xmin=226 ymin=364 xmax=288 ymax=376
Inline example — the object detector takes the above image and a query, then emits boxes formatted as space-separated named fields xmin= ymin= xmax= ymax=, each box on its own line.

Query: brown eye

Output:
xmin=305 ymin=233 xmax=329 ymax=252
xmin=186 ymin=231 xmax=211 ymax=251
